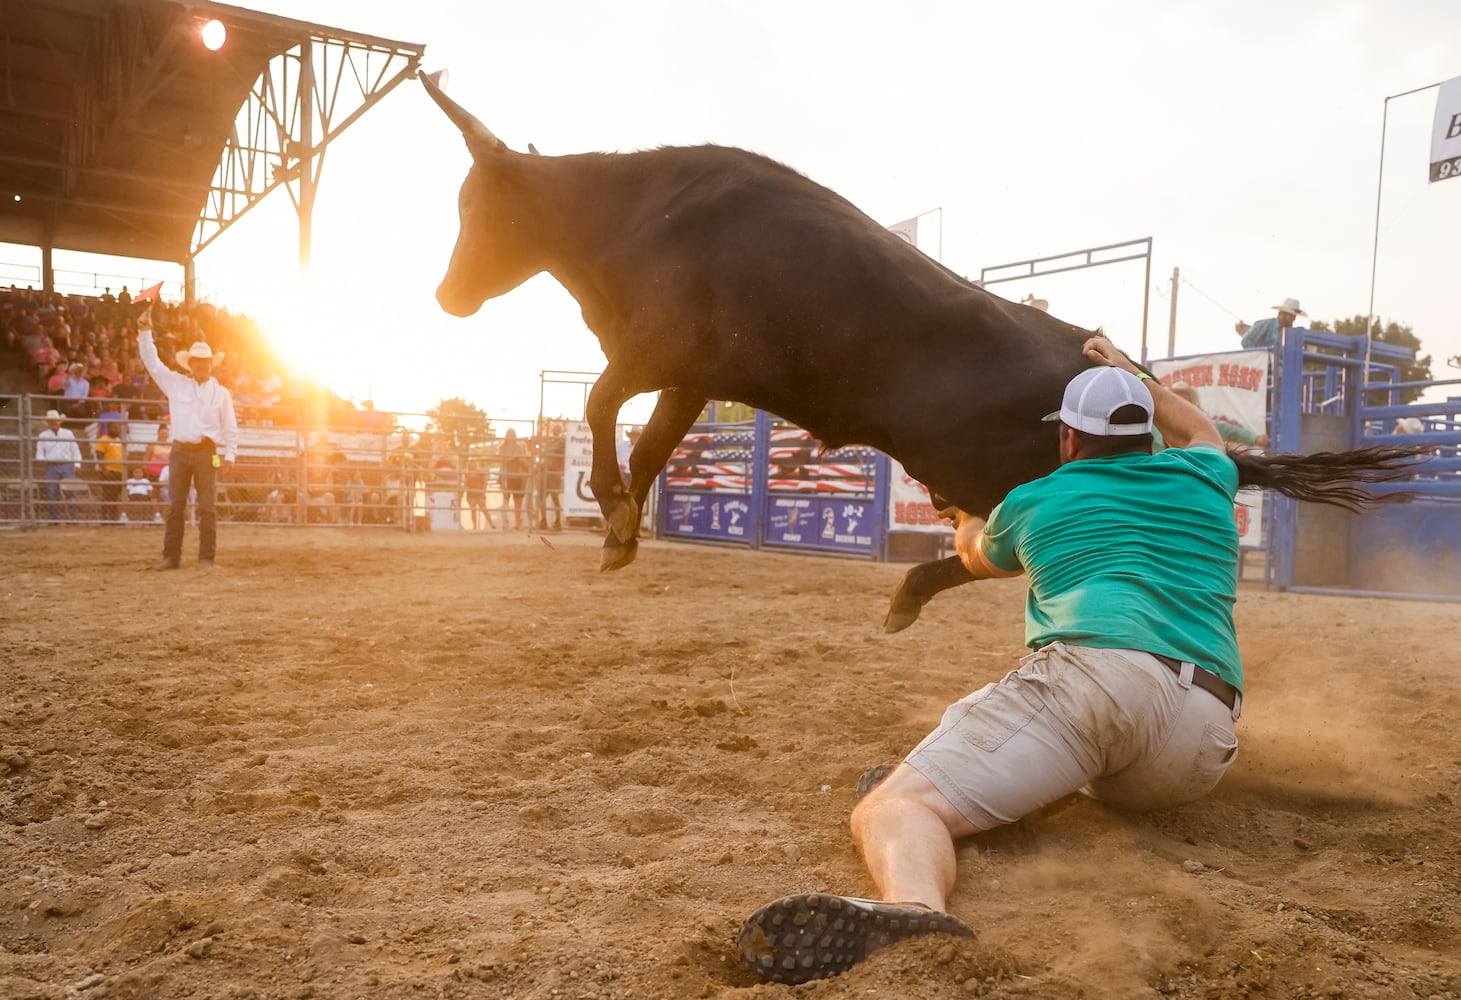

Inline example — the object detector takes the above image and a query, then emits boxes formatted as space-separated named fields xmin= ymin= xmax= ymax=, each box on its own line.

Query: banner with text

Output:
xmin=1430 ymin=74 xmax=1461 ymax=183
xmin=563 ymin=421 xmax=600 ymax=520
xmin=1151 ymin=351 xmax=1270 ymax=547
xmin=886 ymin=459 xmax=956 ymax=536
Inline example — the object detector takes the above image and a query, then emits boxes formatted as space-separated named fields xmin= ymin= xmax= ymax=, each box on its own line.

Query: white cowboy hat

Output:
xmin=44 ymin=409 xmax=62 ymax=420
xmin=176 ymin=341 xmax=224 ymax=368
xmin=1272 ymin=297 xmax=1306 ymax=316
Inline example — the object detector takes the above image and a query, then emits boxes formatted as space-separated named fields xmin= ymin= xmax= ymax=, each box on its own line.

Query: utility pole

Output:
xmin=1167 ymin=266 xmax=1179 ymax=358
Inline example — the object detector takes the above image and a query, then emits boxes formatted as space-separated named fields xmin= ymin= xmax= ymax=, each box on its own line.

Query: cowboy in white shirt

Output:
xmin=35 ymin=408 xmax=82 ymax=521
xmin=137 ymin=307 xmax=239 ymax=570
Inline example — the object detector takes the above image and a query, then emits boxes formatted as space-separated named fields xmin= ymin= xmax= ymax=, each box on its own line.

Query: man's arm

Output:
xmin=1081 ymin=337 xmax=1222 ymax=450
xmin=219 ymin=389 xmax=239 ymax=469
xmin=134 ymin=308 xmax=182 ymax=395
xmin=954 ymin=513 xmax=1024 ymax=581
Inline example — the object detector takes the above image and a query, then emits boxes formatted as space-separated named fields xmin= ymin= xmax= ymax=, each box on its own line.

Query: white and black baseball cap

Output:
xmin=1042 ymin=367 xmax=1154 ymax=436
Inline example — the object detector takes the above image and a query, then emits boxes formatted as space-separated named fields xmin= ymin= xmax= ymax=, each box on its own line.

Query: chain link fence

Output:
xmin=0 ymin=394 xmax=566 ymax=533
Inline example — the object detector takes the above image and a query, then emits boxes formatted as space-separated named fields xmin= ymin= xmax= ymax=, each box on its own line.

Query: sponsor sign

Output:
xmin=764 ymin=496 xmax=875 ymax=556
xmin=1430 ymin=74 xmax=1461 ymax=183
xmin=886 ymin=458 xmax=955 ymax=536
xmin=1150 ymin=351 xmax=1270 ymax=547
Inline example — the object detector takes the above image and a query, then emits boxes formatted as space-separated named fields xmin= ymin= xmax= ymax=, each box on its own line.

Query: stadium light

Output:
xmin=200 ymin=18 xmax=227 ymax=51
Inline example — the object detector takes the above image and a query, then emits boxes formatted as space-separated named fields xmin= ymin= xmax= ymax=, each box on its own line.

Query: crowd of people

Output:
xmin=2 ymin=284 xmax=583 ymax=532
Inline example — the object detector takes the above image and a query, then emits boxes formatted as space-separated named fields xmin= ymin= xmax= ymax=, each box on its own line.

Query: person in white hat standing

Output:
xmin=35 ymin=408 xmax=82 ymax=521
xmin=136 ymin=307 xmax=238 ymax=570
xmin=740 ymin=335 xmax=1244 ymax=985
xmin=1240 ymin=296 xmax=1306 ymax=351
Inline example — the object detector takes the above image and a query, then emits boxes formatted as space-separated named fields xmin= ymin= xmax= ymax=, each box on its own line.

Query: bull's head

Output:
xmin=420 ymin=71 xmax=544 ymax=317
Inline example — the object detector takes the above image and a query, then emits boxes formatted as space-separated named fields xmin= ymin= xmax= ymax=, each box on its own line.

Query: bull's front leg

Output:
xmin=596 ymin=387 xmax=709 ymax=571
xmin=584 ymin=369 xmax=641 ymax=568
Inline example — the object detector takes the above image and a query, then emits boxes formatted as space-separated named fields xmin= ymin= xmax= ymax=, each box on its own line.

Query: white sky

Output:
xmin=7 ymin=0 xmax=1460 ymax=420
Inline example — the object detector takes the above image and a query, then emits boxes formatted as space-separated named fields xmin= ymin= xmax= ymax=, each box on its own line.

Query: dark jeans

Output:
xmin=44 ymin=463 xmax=75 ymax=520
xmin=98 ymin=470 xmax=123 ymax=521
xmin=164 ymin=444 xmax=217 ymax=561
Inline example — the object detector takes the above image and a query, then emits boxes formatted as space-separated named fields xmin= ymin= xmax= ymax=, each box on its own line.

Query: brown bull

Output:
xmin=420 ymin=72 xmax=1420 ymax=630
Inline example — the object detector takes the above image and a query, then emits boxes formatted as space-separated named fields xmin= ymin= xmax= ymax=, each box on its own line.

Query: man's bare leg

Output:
xmin=850 ymin=764 xmax=977 ymax=911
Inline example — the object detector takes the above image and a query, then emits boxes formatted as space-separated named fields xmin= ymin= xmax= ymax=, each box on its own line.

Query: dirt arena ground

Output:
xmin=1 ymin=526 xmax=1458 ymax=999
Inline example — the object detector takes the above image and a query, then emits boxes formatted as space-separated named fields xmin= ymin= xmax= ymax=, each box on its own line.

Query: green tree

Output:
xmin=427 ymin=397 xmax=495 ymax=454
xmin=1308 ymin=314 xmax=1432 ymax=403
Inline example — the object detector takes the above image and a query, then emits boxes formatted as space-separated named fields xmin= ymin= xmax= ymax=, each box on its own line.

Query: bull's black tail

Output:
xmin=1232 ymin=445 xmax=1430 ymax=512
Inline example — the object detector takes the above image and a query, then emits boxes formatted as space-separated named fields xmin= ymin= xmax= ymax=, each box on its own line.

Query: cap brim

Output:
xmin=1041 ymin=410 xmax=1061 ymax=423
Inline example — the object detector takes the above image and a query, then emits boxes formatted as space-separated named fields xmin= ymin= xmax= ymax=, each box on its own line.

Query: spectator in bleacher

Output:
xmin=35 ymin=409 xmax=82 ymax=522
xmin=95 ymin=352 xmax=123 ymax=388
xmin=498 ymin=429 xmax=529 ymax=530
xmin=137 ymin=306 xmax=238 ymax=571
xmin=43 ymin=361 xmax=67 ymax=394
xmin=124 ymin=465 xmax=154 ymax=522
xmin=32 ymin=335 xmax=59 ymax=378
xmin=144 ymin=422 xmax=171 ymax=481
xmin=60 ymin=362 xmax=90 ymax=419
xmin=93 ymin=421 xmax=126 ymax=521
xmin=87 ymin=373 xmax=113 ymax=418
xmin=260 ymin=470 xmax=295 ymax=524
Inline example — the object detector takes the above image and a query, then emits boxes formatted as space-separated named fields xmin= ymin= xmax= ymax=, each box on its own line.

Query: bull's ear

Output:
xmin=419 ymin=69 xmax=509 ymax=155
xmin=528 ymin=142 xmax=541 ymax=156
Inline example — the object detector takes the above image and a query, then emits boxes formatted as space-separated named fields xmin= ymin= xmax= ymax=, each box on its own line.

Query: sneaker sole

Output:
xmin=855 ymin=763 xmax=897 ymax=801
xmin=737 ymin=892 xmax=974 ymax=985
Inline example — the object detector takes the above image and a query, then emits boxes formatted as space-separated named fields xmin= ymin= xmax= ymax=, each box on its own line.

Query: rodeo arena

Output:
xmin=4 ymin=3 xmax=1461 ymax=999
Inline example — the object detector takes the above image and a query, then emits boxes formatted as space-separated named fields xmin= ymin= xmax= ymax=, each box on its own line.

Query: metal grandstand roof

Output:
xmin=0 ymin=0 xmax=423 ymax=266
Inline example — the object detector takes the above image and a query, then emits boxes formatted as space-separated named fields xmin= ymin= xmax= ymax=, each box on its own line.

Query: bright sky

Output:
xmin=8 ymin=0 xmax=1460 ymax=419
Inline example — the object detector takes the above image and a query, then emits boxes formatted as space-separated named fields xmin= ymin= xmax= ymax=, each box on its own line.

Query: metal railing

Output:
xmin=0 ymin=394 xmax=570 ymax=533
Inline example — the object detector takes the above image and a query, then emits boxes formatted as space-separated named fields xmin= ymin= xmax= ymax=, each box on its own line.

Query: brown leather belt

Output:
xmin=1151 ymin=653 xmax=1240 ymax=711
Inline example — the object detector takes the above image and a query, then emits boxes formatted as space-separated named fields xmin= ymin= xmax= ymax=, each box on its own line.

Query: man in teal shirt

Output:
xmin=739 ymin=336 xmax=1244 ymax=985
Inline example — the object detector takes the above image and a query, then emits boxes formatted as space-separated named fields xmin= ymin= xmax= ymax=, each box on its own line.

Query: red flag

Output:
xmin=134 ymin=281 xmax=163 ymax=304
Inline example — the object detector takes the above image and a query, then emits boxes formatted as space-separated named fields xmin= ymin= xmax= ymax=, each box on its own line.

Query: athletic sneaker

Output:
xmin=737 ymin=892 xmax=974 ymax=984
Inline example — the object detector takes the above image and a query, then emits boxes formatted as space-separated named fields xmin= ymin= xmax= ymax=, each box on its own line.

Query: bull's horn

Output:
xmin=419 ymin=69 xmax=507 ymax=153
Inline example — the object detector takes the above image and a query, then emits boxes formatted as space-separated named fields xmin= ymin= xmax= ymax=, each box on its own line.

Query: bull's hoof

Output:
xmin=882 ymin=588 xmax=927 ymax=634
xmin=600 ymin=534 xmax=639 ymax=572
xmin=606 ymin=495 xmax=641 ymax=544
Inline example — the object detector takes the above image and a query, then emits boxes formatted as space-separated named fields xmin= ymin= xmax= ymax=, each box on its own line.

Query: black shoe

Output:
xmin=153 ymin=557 xmax=180 ymax=571
xmin=737 ymin=893 xmax=974 ymax=985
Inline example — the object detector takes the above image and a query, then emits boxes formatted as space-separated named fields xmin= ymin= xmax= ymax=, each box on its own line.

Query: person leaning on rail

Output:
xmin=35 ymin=408 xmax=83 ymax=522
xmin=135 ymin=306 xmax=239 ymax=570
xmin=739 ymin=335 xmax=1245 ymax=985
xmin=1239 ymin=296 xmax=1304 ymax=352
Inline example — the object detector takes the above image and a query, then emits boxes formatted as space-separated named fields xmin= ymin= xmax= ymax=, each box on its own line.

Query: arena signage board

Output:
xmin=886 ymin=459 xmax=955 ymax=536
xmin=1431 ymin=74 xmax=1461 ymax=183
xmin=563 ymin=421 xmax=600 ymax=521
xmin=1151 ymin=350 xmax=1271 ymax=548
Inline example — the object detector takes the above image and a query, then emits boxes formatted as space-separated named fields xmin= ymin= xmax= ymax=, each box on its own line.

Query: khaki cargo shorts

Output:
xmin=905 ymin=642 xmax=1241 ymax=830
